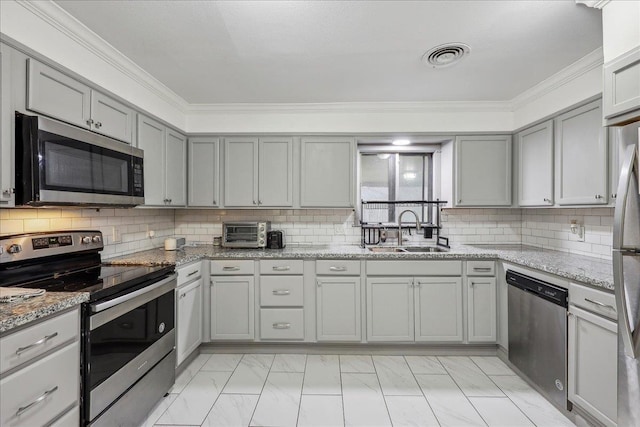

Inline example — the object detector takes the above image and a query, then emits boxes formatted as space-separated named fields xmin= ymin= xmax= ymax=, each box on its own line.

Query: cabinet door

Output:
xmin=301 ymin=137 xmax=354 ymax=207
xmin=467 ymin=277 xmax=497 ymax=342
xmin=455 ymin=135 xmax=512 ymax=206
xmin=90 ymin=91 xmax=134 ymax=143
xmin=556 ymin=101 xmax=608 ymax=205
xmin=137 ymin=115 xmax=166 ymax=205
xmin=604 ymin=47 xmax=640 ymax=125
xmin=518 ymin=120 xmax=554 ymax=206
xmin=176 ymin=279 xmax=202 ymax=366
xmin=224 ymin=137 xmax=258 ymax=207
xmin=165 ymin=129 xmax=187 ymax=206
xmin=316 ymin=277 xmax=361 ymax=342
xmin=568 ymin=306 xmax=617 ymax=427
xmin=210 ymin=276 xmax=254 ymax=340
xmin=258 ymin=137 xmax=293 ymax=207
xmin=366 ymin=277 xmax=414 ymax=342
xmin=27 ymin=59 xmax=91 ymax=129
xmin=415 ymin=277 xmax=463 ymax=342
xmin=188 ymin=137 xmax=220 ymax=207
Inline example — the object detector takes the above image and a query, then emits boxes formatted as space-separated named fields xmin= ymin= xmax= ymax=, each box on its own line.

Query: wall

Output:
xmin=0 ymin=208 xmax=175 ymax=258
xmin=439 ymin=208 xmax=522 ymax=245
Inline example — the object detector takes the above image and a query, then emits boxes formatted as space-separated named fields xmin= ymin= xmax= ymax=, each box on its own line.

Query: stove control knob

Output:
xmin=81 ymin=236 xmax=92 ymax=244
xmin=7 ymin=244 xmax=22 ymax=254
xmin=92 ymin=235 xmax=102 ymax=243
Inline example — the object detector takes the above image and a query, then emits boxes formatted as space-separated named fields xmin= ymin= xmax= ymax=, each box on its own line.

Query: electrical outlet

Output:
xmin=148 ymin=230 xmax=155 ymax=238
xmin=112 ymin=226 xmax=121 ymax=243
xmin=334 ymin=224 xmax=346 ymax=235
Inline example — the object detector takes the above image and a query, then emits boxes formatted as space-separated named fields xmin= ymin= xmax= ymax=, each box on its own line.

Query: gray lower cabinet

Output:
xmin=316 ymin=277 xmax=361 ymax=342
xmin=466 ymin=277 xmax=497 ymax=342
xmin=176 ymin=277 xmax=203 ymax=366
xmin=454 ymin=135 xmax=512 ymax=206
xmin=555 ymin=100 xmax=608 ymax=205
xmin=366 ymin=277 xmax=414 ymax=342
xmin=414 ymin=277 xmax=463 ymax=342
xmin=0 ymin=308 xmax=80 ymax=427
xmin=188 ymin=137 xmax=220 ymax=207
xmin=27 ymin=59 xmax=134 ymax=143
xmin=137 ymin=114 xmax=186 ymax=207
xmin=517 ymin=120 xmax=554 ymax=207
xmin=210 ymin=275 xmax=255 ymax=340
xmin=604 ymin=46 xmax=640 ymax=126
xmin=224 ymin=137 xmax=293 ymax=207
xmin=300 ymin=137 xmax=355 ymax=207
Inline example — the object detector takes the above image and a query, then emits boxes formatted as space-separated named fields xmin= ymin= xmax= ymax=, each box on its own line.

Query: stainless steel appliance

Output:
xmin=15 ymin=112 xmax=144 ymax=207
xmin=222 ymin=221 xmax=270 ymax=248
xmin=612 ymin=129 xmax=640 ymax=426
xmin=0 ymin=231 xmax=175 ymax=426
xmin=507 ymin=270 xmax=569 ymax=410
xmin=267 ymin=230 xmax=285 ymax=249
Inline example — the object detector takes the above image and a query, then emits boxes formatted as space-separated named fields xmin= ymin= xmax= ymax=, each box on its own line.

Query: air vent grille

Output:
xmin=422 ymin=43 xmax=471 ymax=68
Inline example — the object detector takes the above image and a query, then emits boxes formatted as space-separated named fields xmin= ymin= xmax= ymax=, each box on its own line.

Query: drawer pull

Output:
xmin=15 ymin=333 xmax=59 ymax=355
xmin=187 ymin=270 xmax=199 ymax=277
xmin=16 ymin=386 xmax=58 ymax=416
xmin=584 ymin=298 xmax=615 ymax=311
xmin=272 ymin=289 xmax=291 ymax=296
xmin=329 ymin=266 xmax=347 ymax=271
xmin=272 ymin=266 xmax=291 ymax=271
xmin=473 ymin=267 xmax=492 ymax=272
xmin=273 ymin=322 xmax=291 ymax=329
xmin=222 ymin=266 xmax=240 ymax=271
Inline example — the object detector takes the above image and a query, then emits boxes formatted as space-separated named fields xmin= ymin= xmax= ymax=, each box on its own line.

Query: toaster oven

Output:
xmin=222 ymin=222 xmax=271 ymax=248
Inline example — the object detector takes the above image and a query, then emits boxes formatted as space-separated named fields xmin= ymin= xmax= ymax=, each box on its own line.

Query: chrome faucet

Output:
xmin=397 ymin=209 xmax=421 ymax=247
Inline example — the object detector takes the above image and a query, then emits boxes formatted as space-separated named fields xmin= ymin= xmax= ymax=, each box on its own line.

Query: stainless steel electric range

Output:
xmin=0 ymin=230 xmax=177 ymax=427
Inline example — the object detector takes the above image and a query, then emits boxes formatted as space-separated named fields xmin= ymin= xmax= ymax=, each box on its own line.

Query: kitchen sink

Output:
xmin=367 ymin=246 xmax=449 ymax=253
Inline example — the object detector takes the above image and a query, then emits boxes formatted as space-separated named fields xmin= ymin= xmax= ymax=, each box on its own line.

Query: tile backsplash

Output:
xmin=1 ymin=206 xmax=614 ymax=260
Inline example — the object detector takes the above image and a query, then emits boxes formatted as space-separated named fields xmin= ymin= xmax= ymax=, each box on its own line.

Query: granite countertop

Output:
xmin=0 ymin=292 xmax=89 ymax=334
xmin=105 ymin=243 xmax=614 ymax=291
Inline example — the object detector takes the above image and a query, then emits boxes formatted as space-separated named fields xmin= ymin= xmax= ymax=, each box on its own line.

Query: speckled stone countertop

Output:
xmin=0 ymin=292 xmax=89 ymax=334
xmin=105 ymin=244 xmax=614 ymax=291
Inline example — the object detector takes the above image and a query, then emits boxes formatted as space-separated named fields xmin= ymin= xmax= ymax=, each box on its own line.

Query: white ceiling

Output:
xmin=54 ymin=0 xmax=602 ymax=104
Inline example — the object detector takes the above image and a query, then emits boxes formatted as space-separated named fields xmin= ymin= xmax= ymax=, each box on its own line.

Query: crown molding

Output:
xmin=510 ymin=48 xmax=603 ymax=111
xmin=18 ymin=0 xmax=189 ymax=113
xmin=187 ymin=101 xmax=513 ymax=115
xmin=575 ymin=0 xmax=611 ymax=10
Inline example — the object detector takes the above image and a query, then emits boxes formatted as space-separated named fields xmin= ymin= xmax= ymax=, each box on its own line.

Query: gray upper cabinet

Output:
xmin=555 ymin=100 xmax=608 ymax=205
xmin=0 ymin=45 xmax=14 ymax=206
xmin=224 ymin=137 xmax=293 ymax=207
xmin=604 ymin=46 xmax=640 ymax=126
xmin=27 ymin=59 xmax=134 ymax=143
xmin=455 ymin=135 xmax=512 ymax=206
xmin=300 ymin=137 xmax=355 ymax=207
xmin=188 ymin=137 xmax=220 ymax=207
xmin=518 ymin=120 xmax=554 ymax=207
xmin=137 ymin=114 xmax=186 ymax=207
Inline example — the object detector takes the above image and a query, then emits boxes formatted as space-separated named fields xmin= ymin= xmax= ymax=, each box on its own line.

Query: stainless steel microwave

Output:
xmin=15 ymin=112 xmax=144 ymax=206
xmin=223 ymin=222 xmax=271 ymax=248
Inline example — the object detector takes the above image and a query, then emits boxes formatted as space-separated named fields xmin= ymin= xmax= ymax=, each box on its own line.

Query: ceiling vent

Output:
xmin=422 ymin=43 xmax=471 ymax=68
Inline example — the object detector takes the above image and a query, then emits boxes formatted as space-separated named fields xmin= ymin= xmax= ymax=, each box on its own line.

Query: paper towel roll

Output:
xmin=164 ymin=238 xmax=177 ymax=251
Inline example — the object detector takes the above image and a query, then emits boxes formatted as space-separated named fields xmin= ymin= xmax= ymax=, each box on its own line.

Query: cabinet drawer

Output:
xmin=366 ymin=260 xmax=462 ymax=276
xmin=260 ymin=259 xmax=304 ymax=275
xmin=466 ymin=261 xmax=495 ymax=276
xmin=260 ymin=309 xmax=304 ymax=340
xmin=210 ymin=260 xmax=254 ymax=275
xmin=1 ymin=308 xmax=79 ymax=375
xmin=260 ymin=276 xmax=304 ymax=307
xmin=1 ymin=342 xmax=79 ymax=427
xmin=569 ymin=283 xmax=617 ymax=321
xmin=177 ymin=261 xmax=202 ymax=287
xmin=316 ymin=260 xmax=361 ymax=276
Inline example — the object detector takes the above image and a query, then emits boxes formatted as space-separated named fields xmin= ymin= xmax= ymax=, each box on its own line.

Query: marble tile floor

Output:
xmin=141 ymin=353 xmax=575 ymax=427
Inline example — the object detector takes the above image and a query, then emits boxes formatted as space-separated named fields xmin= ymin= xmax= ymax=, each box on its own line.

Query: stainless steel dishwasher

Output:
xmin=507 ymin=270 xmax=569 ymax=410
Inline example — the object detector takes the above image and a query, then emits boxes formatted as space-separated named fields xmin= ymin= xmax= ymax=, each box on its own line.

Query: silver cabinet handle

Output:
xmin=187 ymin=270 xmax=199 ymax=277
xmin=584 ymin=298 xmax=615 ymax=311
xmin=458 ymin=199 xmax=462 ymax=203
xmin=86 ymin=118 xmax=94 ymax=126
xmin=272 ymin=266 xmax=290 ymax=271
xmin=272 ymin=289 xmax=291 ymax=296
xmin=222 ymin=266 xmax=240 ymax=271
xmin=470 ymin=281 xmax=475 ymax=287
xmin=316 ymin=280 xmax=322 ymax=287
xmin=95 ymin=121 xmax=102 ymax=129
xmin=543 ymin=198 xmax=551 ymax=203
xmin=253 ymin=200 xmax=257 ymax=205
xmin=272 ymin=323 xmax=291 ymax=329
xmin=473 ymin=267 xmax=492 ymax=272
xmin=595 ymin=194 xmax=603 ymax=199
xmin=15 ymin=333 xmax=59 ymax=355
xmin=329 ymin=266 xmax=347 ymax=271
xmin=259 ymin=200 xmax=263 ymax=205
xmin=16 ymin=386 xmax=58 ymax=416
xmin=213 ymin=200 xmax=217 ymax=204
xmin=611 ymin=194 xmax=617 ymax=199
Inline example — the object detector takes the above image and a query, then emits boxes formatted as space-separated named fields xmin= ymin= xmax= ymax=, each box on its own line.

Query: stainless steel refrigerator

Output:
xmin=612 ymin=124 xmax=640 ymax=426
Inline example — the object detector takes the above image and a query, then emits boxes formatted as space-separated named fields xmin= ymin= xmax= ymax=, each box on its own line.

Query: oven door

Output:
xmin=85 ymin=273 xmax=176 ymax=423
xmin=16 ymin=113 xmax=144 ymax=206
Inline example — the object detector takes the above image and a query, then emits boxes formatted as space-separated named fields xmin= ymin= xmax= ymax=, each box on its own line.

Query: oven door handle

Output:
xmin=90 ymin=273 xmax=177 ymax=331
